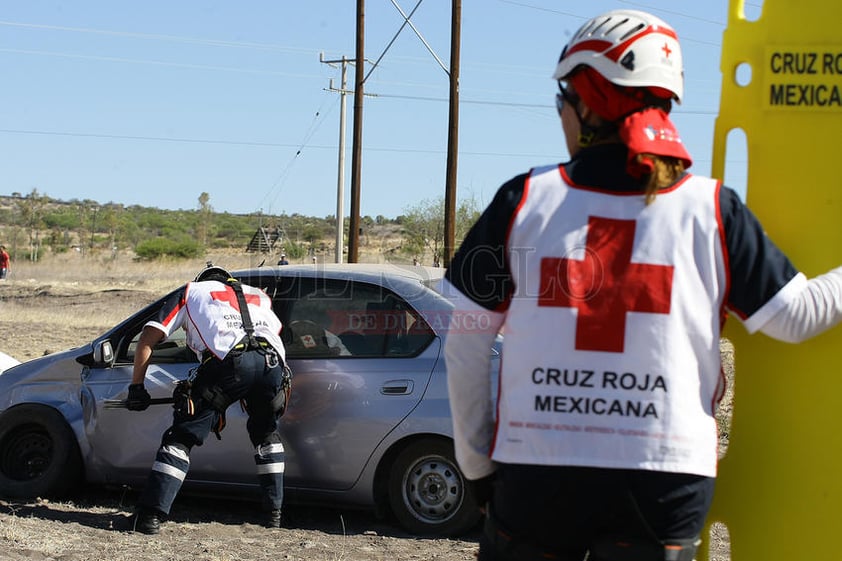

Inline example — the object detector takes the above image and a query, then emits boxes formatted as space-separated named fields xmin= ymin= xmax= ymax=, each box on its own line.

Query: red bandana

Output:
xmin=568 ymin=68 xmax=692 ymax=178
xmin=620 ymin=108 xmax=692 ymax=178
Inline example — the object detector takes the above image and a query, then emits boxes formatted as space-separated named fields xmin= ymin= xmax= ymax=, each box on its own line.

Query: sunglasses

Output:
xmin=555 ymin=83 xmax=580 ymax=112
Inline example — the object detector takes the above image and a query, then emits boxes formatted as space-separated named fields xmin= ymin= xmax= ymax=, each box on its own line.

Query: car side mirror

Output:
xmin=93 ymin=340 xmax=115 ymax=366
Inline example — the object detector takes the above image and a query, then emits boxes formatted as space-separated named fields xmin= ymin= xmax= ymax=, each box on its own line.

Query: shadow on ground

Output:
xmin=0 ymin=486 xmax=482 ymax=542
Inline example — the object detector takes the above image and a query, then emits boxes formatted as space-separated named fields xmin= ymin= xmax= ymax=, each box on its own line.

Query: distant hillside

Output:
xmin=0 ymin=192 xmax=408 ymax=263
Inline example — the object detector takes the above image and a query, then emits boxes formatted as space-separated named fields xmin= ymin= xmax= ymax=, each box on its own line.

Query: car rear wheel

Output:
xmin=388 ymin=438 xmax=480 ymax=536
xmin=0 ymin=404 xmax=83 ymax=498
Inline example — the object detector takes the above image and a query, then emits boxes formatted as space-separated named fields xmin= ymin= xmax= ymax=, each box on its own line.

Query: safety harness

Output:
xmin=229 ymin=278 xmax=265 ymax=354
xmin=173 ymin=278 xmax=291 ymax=439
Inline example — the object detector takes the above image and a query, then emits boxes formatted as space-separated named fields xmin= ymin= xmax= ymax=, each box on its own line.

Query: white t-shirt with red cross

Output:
xmin=146 ymin=280 xmax=285 ymax=362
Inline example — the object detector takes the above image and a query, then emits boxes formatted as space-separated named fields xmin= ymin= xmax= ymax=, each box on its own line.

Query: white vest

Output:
xmin=494 ymin=165 xmax=726 ymax=477
xmin=183 ymin=280 xmax=285 ymax=361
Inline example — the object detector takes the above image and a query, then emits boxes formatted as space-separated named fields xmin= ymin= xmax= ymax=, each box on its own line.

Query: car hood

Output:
xmin=0 ymin=350 xmax=20 ymax=374
xmin=0 ymin=345 xmax=91 ymax=412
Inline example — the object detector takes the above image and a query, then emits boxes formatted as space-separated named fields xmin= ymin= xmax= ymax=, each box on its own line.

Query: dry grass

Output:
xmin=6 ymin=250 xmax=266 ymax=290
xmin=0 ymin=250 xmax=267 ymax=360
xmin=0 ymin=248 xmax=407 ymax=339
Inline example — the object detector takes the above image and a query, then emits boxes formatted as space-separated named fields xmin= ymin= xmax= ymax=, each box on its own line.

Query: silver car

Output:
xmin=0 ymin=264 xmax=500 ymax=536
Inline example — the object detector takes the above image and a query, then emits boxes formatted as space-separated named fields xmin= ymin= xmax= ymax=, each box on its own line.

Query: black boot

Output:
xmin=263 ymin=509 xmax=282 ymax=529
xmin=134 ymin=508 xmax=162 ymax=535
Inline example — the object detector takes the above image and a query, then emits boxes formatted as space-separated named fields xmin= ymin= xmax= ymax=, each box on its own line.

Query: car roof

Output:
xmin=234 ymin=263 xmax=451 ymax=316
xmin=236 ymin=263 xmax=443 ymax=288
xmin=268 ymin=263 xmax=442 ymax=279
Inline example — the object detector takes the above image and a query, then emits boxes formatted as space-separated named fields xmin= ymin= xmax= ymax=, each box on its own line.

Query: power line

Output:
xmin=0 ymin=126 xmax=726 ymax=161
xmin=498 ymin=0 xmax=726 ymax=26
xmin=615 ymin=0 xmax=725 ymax=26
xmin=496 ymin=0 xmax=724 ymax=47
xmin=259 ymin=95 xmax=338 ymax=215
xmin=0 ymin=19 xmax=317 ymax=53
xmin=0 ymin=128 xmax=306 ymax=148
xmin=496 ymin=0 xmax=582 ymax=19
xmin=0 ymin=86 xmax=718 ymax=148
xmin=0 ymin=47 xmax=319 ymax=77
xmin=0 ymin=125 xmax=524 ymax=157
xmin=371 ymin=93 xmax=720 ymax=115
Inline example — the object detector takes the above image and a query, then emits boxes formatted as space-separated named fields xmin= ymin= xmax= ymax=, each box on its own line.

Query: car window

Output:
xmin=123 ymin=324 xmax=196 ymax=364
xmin=276 ymin=277 xmax=434 ymax=359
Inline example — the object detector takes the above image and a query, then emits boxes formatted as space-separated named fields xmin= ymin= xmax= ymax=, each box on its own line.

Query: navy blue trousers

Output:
xmin=479 ymin=464 xmax=715 ymax=561
xmin=138 ymin=349 xmax=286 ymax=515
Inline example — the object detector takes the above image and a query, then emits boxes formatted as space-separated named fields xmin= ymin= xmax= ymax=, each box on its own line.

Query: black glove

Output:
xmin=126 ymin=383 xmax=152 ymax=411
xmin=467 ymin=473 xmax=496 ymax=512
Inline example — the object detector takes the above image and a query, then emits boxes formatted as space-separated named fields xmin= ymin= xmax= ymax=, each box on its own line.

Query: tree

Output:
xmin=15 ymin=188 xmax=49 ymax=261
xmin=400 ymin=196 xmax=481 ymax=265
xmin=454 ymin=193 xmax=482 ymax=245
xmin=86 ymin=203 xmax=100 ymax=252
xmin=198 ymin=192 xmax=212 ymax=248
xmin=99 ymin=204 xmax=121 ymax=255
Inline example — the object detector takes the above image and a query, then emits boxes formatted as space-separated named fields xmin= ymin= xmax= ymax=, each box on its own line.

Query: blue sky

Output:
xmin=0 ymin=1 xmax=759 ymax=219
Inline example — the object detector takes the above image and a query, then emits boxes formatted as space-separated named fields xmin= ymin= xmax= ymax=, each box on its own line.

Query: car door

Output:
xmin=79 ymin=290 xmax=202 ymax=484
xmin=275 ymin=275 xmax=438 ymax=491
xmin=81 ymin=277 xmax=283 ymax=488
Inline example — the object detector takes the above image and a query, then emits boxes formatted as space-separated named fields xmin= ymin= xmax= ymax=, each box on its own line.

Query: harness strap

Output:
xmin=198 ymin=384 xmax=231 ymax=440
xmin=227 ymin=279 xmax=280 ymax=359
xmin=192 ymin=279 xmax=281 ymax=441
xmin=228 ymin=279 xmax=258 ymax=347
xmin=270 ymin=365 xmax=293 ymax=416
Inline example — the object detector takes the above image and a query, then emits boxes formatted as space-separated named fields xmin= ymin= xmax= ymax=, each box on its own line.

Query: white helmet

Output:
xmin=194 ymin=264 xmax=231 ymax=283
xmin=552 ymin=9 xmax=684 ymax=102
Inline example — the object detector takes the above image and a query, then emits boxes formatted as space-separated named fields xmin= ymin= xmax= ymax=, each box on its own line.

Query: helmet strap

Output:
xmin=558 ymin=78 xmax=618 ymax=148
xmin=578 ymin=128 xmax=596 ymax=148
xmin=574 ymin=112 xmax=615 ymax=148
xmin=565 ymin=100 xmax=597 ymax=147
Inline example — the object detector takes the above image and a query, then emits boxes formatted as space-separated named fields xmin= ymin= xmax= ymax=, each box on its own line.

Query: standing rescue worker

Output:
xmin=443 ymin=9 xmax=842 ymax=561
xmin=0 ymin=245 xmax=9 ymax=280
xmin=126 ymin=264 xmax=290 ymax=534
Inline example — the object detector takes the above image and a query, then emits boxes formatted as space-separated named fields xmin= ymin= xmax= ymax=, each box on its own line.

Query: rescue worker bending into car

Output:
xmin=126 ymin=265 xmax=291 ymax=535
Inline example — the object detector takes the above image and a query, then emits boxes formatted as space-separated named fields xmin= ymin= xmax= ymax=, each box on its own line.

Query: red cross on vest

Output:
xmin=210 ymin=287 xmax=261 ymax=311
xmin=538 ymin=216 xmax=673 ymax=352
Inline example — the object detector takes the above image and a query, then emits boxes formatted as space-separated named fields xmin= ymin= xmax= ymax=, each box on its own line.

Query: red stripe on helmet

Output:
xmin=604 ymin=25 xmax=679 ymax=62
xmin=565 ymin=39 xmax=613 ymax=58
xmin=565 ymin=25 xmax=679 ymax=64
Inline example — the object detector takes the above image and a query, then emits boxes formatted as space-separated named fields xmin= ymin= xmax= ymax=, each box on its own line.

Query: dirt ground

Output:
xmin=0 ymin=279 xmax=731 ymax=561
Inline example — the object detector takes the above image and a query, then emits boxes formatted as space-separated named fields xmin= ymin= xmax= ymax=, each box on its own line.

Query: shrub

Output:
xmin=135 ymin=237 xmax=202 ymax=260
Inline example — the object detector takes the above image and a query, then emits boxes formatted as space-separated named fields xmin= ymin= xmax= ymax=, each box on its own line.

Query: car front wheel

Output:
xmin=0 ymin=404 xmax=83 ymax=499
xmin=388 ymin=438 xmax=481 ymax=536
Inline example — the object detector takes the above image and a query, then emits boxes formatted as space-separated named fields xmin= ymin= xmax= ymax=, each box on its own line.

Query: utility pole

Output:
xmin=443 ymin=0 xmax=461 ymax=268
xmin=348 ymin=0 xmax=365 ymax=263
xmin=345 ymin=0 xmax=459 ymax=263
xmin=320 ymin=53 xmax=352 ymax=264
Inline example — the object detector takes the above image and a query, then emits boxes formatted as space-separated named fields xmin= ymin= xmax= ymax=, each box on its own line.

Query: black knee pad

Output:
xmin=259 ymin=431 xmax=283 ymax=446
xmin=251 ymin=430 xmax=283 ymax=450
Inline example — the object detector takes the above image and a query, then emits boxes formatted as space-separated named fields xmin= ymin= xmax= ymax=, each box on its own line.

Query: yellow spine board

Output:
xmin=707 ymin=1 xmax=842 ymax=560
